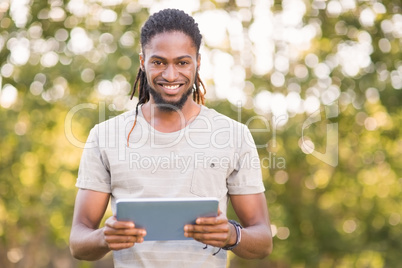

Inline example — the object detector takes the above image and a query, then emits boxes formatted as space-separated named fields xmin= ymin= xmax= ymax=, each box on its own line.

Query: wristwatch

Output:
xmin=222 ymin=220 xmax=243 ymax=251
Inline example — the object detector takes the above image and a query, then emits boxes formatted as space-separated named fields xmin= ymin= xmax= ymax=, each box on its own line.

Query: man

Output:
xmin=70 ymin=8 xmax=273 ymax=267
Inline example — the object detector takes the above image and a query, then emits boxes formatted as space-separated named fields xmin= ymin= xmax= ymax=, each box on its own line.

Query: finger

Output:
xmin=196 ymin=210 xmax=227 ymax=225
xmin=186 ymin=233 xmax=229 ymax=247
xmin=185 ymin=223 xmax=229 ymax=234
xmin=107 ymin=242 xmax=137 ymax=251
xmin=196 ymin=215 xmax=227 ymax=225
xmin=105 ymin=217 xmax=135 ymax=229
xmin=104 ymin=226 xmax=147 ymax=237
xmin=104 ymin=234 xmax=146 ymax=251
xmin=105 ymin=234 xmax=145 ymax=244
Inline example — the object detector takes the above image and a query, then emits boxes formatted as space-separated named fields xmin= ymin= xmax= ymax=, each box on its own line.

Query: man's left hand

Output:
xmin=184 ymin=210 xmax=236 ymax=248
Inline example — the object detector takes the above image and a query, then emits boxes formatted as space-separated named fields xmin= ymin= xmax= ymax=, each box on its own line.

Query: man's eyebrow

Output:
xmin=176 ymin=55 xmax=193 ymax=60
xmin=149 ymin=55 xmax=193 ymax=60
xmin=149 ymin=55 xmax=165 ymax=60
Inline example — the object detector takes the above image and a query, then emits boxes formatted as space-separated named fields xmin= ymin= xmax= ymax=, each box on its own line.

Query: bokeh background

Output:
xmin=1 ymin=0 xmax=401 ymax=267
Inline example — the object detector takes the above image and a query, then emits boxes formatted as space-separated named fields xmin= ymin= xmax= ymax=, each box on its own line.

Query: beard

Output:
xmin=147 ymin=83 xmax=193 ymax=112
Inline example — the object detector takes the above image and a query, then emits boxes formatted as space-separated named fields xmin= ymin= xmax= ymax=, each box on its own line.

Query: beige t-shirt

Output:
xmin=76 ymin=105 xmax=265 ymax=268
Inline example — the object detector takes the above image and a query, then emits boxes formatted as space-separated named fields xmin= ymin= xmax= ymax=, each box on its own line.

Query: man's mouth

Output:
xmin=163 ymin=84 xmax=180 ymax=90
xmin=158 ymin=83 xmax=184 ymax=94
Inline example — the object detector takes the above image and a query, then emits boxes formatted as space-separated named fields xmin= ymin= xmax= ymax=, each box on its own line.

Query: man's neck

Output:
xmin=141 ymin=100 xmax=201 ymax=133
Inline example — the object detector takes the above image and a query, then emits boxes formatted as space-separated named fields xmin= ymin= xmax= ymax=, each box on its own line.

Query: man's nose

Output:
xmin=162 ymin=64 xmax=179 ymax=81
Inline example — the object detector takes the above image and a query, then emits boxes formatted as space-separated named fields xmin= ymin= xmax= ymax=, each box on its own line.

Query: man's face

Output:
xmin=140 ymin=31 xmax=200 ymax=111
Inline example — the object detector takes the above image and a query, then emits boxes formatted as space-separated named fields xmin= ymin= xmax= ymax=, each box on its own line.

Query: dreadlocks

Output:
xmin=127 ymin=9 xmax=207 ymax=146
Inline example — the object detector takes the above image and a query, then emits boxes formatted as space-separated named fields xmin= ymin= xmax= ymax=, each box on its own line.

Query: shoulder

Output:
xmin=201 ymin=106 xmax=248 ymax=131
xmin=94 ymin=109 xmax=135 ymax=129
xmin=98 ymin=110 xmax=136 ymax=127
xmin=89 ymin=109 xmax=136 ymax=139
xmin=199 ymin=106 xmax=255 ymax=149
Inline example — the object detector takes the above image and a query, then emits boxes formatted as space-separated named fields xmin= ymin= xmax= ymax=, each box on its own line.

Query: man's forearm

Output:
xmin=70 ymin=224 xmax=110 ymax=261
xmin=231 ymin=224 xmax=272 ymax=259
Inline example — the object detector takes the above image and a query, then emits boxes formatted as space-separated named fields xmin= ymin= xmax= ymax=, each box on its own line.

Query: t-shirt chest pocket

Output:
xmin=190 ymin=154 xmax=229 ymax=198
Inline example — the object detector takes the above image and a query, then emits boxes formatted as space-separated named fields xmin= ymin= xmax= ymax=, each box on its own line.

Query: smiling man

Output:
xmin=143 ymin=31 xmax=198 ymax=111
xmin=141 ymin=31 xmax=200 ymax=118
xmin=69 ymin=9 xmax=272 ymax=268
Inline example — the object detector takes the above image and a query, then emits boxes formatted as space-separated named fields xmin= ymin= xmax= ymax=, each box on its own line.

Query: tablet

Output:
xmin=116 ymin=197 xmax=219 ymax=241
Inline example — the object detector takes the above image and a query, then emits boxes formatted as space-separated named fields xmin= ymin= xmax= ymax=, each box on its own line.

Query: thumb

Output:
xmin=217 ymin=208 xmax=222 ymax=216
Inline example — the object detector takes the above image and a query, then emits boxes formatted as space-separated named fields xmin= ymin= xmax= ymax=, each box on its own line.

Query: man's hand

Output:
xmin=103 ymin=216 xmax=147 ymax=251
xmin=183 ymin=210 xmax=236 ymax=248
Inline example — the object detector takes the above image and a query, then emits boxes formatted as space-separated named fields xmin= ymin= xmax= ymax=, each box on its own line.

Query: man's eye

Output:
xmin=178 ymin=61 xmax=188 ymax=66
xmin=152 ymin=61 xmax=163 ymax=65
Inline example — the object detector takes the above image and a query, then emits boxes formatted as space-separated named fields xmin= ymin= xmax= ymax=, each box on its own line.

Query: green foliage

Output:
xmin=0 ymin=0 xmax=401 ymax=267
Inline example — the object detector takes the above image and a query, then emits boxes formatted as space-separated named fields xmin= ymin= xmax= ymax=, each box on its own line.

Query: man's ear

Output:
xmin=139 ymin=52 xmax=145 ymax=71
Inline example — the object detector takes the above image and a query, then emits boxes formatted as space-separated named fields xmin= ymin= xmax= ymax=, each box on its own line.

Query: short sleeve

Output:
xmin=227 ymin=125 xmax=265 ymax=195
xmin=76 ymin=125 xmax=112 ymax=193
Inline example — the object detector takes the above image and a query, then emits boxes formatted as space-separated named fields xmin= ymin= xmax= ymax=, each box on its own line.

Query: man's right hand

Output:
xmin=103 ymin=216 xmax=147 ymax=250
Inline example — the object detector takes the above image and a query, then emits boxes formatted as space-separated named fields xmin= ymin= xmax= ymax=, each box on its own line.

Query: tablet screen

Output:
xmin=116 ymin=197 xmax=219 ymax=241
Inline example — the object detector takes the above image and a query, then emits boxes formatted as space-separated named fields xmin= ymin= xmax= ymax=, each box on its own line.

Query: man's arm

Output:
xmin=69 ymin=189 xmax=146 ymax=260
xmin=69 ymin=189 xmax=111 ymax=260
xmin=184 ymin=193 xmax=272 ymax=259
xmin=230 ymin=193 xmax=273 ymax=259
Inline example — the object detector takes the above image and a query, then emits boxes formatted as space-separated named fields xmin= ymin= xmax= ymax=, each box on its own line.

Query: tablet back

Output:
xmin=116 ymin=198 xmax=219 ymax=241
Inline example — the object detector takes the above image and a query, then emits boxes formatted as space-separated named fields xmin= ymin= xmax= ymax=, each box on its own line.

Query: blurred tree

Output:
xmin=0 ymin=0 xmax=401 ymax=267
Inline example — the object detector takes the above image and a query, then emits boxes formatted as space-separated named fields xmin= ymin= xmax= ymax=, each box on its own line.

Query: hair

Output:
xmin=127 ymin=9 xmax=207 ymax=146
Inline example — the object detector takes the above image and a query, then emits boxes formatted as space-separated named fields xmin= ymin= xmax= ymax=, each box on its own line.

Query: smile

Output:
xmin=157 ymin=83 xmax=185 ymax=95
xmin=163 ymin=84 xmax=180 ymax=90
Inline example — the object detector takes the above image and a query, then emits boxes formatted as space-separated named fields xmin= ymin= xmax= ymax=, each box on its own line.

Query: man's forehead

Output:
xmin=143 ymin=31 xmax=197 ymax=49
xmin=142 ymin=31 xmax=198 ymax=58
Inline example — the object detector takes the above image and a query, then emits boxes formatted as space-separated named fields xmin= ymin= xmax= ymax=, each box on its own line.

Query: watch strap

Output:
xmin=222 ymin=220 xmax=243 ymax=251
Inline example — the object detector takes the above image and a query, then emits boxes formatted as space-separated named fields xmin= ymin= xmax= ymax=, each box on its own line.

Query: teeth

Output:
xmin=164 ymin=85 xmax=180 ymax=90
